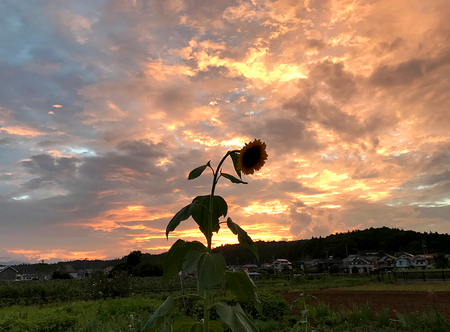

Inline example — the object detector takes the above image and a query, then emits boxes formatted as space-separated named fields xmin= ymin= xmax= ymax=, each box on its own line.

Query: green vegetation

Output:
xmin=2 ymin=277 xmax=450 ymax=331
xmin=289 ymin=275 xmax=372 ymax=291
xmin=0 ymin=296 xmax=162 ymax=332
xmin=0 ymin=276 xmax=197 ymax=307
xmin=337 ymin=281 xmax=450 ymax=292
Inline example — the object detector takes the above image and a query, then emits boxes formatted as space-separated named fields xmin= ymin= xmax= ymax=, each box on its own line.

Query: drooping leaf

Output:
xmin=230 ymin=151 xmax=242 ymax=179
xmin=173 ymin=316 xmax=203 ymax=332
xmin=226 ymin=217 xmax=259 ymax=260
xmin=191 ymin=195 xmax=227 ymax=237
xmin=188 ymin=161 xmax=211 ymax=180
xmin=215 ymin=303 xmax=260 ymax=332
xmin=142 ymin=296 xmax=176 ymax=331
xmin=166 ymin=204 xmax=192 ymax=238
xmin=221 ymin=172 xmax=248 ymax=184
xmin=222 ymin=270 xmax=262 ymax=313
xmin=162 ymin=240 xmax=206 ymax=280
xmin=183 ymin=251 xmax=226 ymax=295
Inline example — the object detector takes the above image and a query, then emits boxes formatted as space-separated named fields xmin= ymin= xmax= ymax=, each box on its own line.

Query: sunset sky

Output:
xmin=1 ymin=0 xmax=450 ymax=263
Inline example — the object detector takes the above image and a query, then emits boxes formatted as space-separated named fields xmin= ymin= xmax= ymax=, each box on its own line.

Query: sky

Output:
xmin=1 ymin=0 xmax=450 ymax=263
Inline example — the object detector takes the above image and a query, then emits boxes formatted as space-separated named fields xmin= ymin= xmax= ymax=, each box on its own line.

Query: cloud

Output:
xmin=1 ymin=0 xmax=450 ymax=261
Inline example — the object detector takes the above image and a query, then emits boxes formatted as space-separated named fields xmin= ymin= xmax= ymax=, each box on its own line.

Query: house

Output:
xmin=259 ymin=263 xmax=272 ymax=270
xmin=303 ymin=259 xmax=324 ymax=272
xmin=274 ymin=259 xmax=292 ymax=271
xmin=345 ymin=254 xmax=376 ymax=274
xmin=64 ymin=264 xmax=78 ymax=279
xmin=395 ymin=252 xmax=415 ymax=269
xmin=0 ymin=266 xmax=19 ymax=281
xmin=377 ymin=254 xmax=396 ymax=271
xmin=413 ymin=254 xmax=434 ymax=269
xmin=240 ymin=264 xmax=257 ymax=272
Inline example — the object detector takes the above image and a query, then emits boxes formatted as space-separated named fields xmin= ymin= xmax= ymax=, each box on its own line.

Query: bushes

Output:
xmin=87 ymin=270 xmax=131 ymax=299
xmin=212 ymin=287 xmax=290 ymax=322
xmin=0 ymin=280 xmax=86 ymax=307
xmin=0 ymin=297 xmax=162 ymax=332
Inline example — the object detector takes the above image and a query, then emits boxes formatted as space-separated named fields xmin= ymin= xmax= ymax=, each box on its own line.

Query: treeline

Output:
xmin=213 ymin=227 xmax=450 ymax=265
xmin=13 ymin=227 xmax=450 ymax=274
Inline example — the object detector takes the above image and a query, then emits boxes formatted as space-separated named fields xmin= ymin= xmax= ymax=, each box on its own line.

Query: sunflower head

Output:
xmin=237 ymin=139 xmax=268 ymax=175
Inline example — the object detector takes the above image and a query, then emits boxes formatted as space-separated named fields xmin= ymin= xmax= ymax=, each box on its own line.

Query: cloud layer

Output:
xmin=1 ymin=0 xmax=450 ymax=262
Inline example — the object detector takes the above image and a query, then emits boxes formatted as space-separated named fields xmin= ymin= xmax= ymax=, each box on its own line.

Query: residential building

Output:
xmin=0 ymin=266 xmax=18 ymax=281
xmin=345 ymin=254 xmax=377 ymax=274
xmin=377 ymin=254 xmax=396 ymax=271
xmin=273 ymin=259 xmax=292 ymax=271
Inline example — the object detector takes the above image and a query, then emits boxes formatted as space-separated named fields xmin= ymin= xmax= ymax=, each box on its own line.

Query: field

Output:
xmin=1 ymin=275 xmax=450 ymax=331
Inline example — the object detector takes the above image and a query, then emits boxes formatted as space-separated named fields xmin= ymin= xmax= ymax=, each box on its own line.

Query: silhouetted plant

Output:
xmin=143 ymin=140 xmax=268 ymax=332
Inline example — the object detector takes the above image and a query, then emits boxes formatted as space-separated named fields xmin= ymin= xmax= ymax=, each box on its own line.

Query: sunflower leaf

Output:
xmin=188 ymin=161 xmax=211 ymax=180
xmin=162 ymin=240 xmax=206 ymax=280
xmin=215 ymin=303 xmax=260 ymax=332
xmin=142 ymin=296 xmax=176 ymax=331
xmin=173 ymin=316 xmax=203 ymax=332
xmin=227 ymin=217 xmax=259 ymax=260
xmin=166 ymin=204 xmax=192 ymax=238
xmin=191 ymin=195 xmax=227 ymax=237
xmin=223 ymin=270 xmax=262 ymax=313
xmin=221 ymin=172 xmax=248 ymax=184
xmin=230 ymin=151 xmax=242 ymax=179
xmin=183 ymin=251 xmax=226 ymax=295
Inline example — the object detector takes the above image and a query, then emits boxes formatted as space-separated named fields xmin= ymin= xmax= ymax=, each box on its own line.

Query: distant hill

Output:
xmin=212 ymin=227 xmax=450 ymax=265
xmin=12 ymin=227 xmax=450 ymax=272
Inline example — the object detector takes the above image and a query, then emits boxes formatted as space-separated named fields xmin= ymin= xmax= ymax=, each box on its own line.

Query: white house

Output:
xmin=395 ymin=252 xmax=415 ymax=269
xmin=347 ymin=255 xmax=375 ymax=274
xmin=413 ymin=255 xmax=434 ymax=269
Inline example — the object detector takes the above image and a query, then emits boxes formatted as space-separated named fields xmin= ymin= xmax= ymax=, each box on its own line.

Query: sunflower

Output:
xmin=237 ymin=139 xmax=268 ymax=175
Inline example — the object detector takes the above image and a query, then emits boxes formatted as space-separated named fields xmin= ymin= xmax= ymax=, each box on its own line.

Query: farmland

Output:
xmin=1 ymin=275 xmax=450 ymax=331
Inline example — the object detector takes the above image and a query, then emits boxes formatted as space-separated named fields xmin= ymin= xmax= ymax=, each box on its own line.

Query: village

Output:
xmin=1 ymin=251 xmax=447 ymax=282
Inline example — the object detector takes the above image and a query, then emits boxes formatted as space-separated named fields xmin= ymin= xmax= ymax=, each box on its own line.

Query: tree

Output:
xmin=434 ymin=253 xmax=450 ymax=269
xmin=126 ymin=250 xmax=142 ymax=267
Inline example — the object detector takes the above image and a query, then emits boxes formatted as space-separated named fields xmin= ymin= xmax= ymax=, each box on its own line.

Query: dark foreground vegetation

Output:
xmin=1 ymin=274 xmax=450 ymax=331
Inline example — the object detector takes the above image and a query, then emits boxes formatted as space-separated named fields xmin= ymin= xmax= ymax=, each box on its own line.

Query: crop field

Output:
xmin=1 ymin=275 xmax=450 ymax=331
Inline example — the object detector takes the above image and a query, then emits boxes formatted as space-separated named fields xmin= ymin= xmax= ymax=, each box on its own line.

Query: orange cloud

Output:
xmin=1 ymin=126 xmax=47 ymax=137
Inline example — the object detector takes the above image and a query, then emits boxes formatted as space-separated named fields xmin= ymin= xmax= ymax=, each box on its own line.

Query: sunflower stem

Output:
xmin=203 ymin=151 xmax=232 ymax=332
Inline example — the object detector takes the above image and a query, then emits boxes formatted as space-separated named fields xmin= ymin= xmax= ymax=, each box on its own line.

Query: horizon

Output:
xmin=2 ymin=226 xmax=447 ymax=265
xmin=2 ymin=1 xmax=450 ymax=263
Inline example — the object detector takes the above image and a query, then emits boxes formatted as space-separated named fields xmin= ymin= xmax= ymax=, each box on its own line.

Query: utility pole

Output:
xmin=422 ymin=240 xmax=428 ymax=268
xmin=326 ymin=249 xmax=329 ymax=273
xmin=272 ymin=254 xmax=276 ymax=275
xmin=346 ymin=244 xmax=350 ymax=275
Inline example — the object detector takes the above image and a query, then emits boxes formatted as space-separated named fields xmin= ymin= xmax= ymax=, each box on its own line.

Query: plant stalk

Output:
xmin=203 ymin=150 xmax=236 ymax=332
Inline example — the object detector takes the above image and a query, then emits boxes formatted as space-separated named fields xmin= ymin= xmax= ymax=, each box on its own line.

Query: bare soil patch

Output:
xmin=284 ymin=290 xmax=450 ymax=318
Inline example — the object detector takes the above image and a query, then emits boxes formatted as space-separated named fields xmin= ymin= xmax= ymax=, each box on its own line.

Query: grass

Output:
xmin=0 ymin=296 xmax=162 ymax=332
xmin=287 ymin=275 xmax=372 ymax=291
xmin=1 ymin=275 xmax=450 ymax=331
xmin=336 ymin=281 xmax=450 ymax=291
